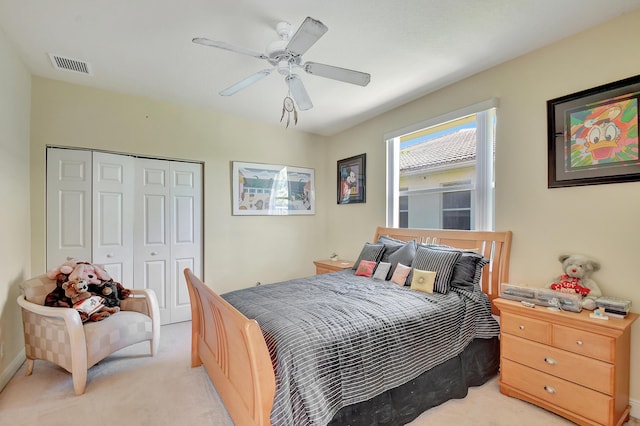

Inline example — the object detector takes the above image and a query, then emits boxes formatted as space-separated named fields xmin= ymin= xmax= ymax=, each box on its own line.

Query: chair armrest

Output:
xmin=121 ymin=289 xmax=160 ymax=318
xmin=17 ymin=294 xmax=88 ymax=371
xmin=17 ymin=295 xmax=84 ymax=328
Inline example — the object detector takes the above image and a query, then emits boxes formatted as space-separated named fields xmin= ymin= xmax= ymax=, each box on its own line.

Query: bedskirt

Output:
xmin=328 ymin=336 xmax=500 ymax=426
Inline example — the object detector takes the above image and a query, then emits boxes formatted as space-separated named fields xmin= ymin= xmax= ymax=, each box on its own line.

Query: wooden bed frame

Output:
xmin=184 ymin=226 xmax=513 ymax=426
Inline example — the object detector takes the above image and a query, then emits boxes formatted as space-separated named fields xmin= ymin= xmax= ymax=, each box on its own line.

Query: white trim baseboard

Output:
xmin=630 ymin=397 xmax=639 ymax=420
xmin=0 ymin=349 xmax=25 ymax=392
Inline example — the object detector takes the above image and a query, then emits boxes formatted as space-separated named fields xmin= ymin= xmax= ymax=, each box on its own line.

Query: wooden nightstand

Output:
xmin=313 ymin=259 xmax=354 ymax=274
xmin=493 ymin=298 xmax=637 ymax=426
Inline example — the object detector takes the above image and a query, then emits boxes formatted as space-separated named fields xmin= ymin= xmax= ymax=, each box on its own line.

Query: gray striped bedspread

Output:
xmin=222 ymin=269 xmax=500 ymax=426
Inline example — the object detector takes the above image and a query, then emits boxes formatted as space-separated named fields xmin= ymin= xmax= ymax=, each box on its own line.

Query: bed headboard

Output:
xmin=372 ymin=227 xmax=513 ymax=315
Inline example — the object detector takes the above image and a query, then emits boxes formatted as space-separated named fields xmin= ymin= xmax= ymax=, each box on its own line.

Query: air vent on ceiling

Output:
xmin=48 ymin=53 xmax=92 ymax=75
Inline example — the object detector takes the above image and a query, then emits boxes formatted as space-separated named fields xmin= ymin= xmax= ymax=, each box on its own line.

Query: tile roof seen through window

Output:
xmin=400 ymin=128 xmax=476 ymax=173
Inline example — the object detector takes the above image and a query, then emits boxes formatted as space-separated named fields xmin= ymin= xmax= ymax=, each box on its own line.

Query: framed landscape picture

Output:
xmin=547 ymin=74 xmax=640 ymax=188
xmin=337 ymin=154 xmax=366 ymax=204
xmin=232 ymin=161 xmax=315 ymax=215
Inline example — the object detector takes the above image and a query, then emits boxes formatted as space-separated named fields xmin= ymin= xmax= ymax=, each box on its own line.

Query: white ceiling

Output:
xmin=1 ymin=1 xmax=639 ymax=136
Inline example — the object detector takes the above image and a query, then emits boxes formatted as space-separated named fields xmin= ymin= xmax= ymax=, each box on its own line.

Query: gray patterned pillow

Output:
xmin=386 ymin=240 xmax=417 ymax=281
xmin=352 ymin=243 xmax=386 ymax=270
xmin=377 ymin=235 xmax=408 ymax=263
xmin=411 ymin=246 xmax=461 ymax=293
xmin=426 ymin=246 xmax=489 ymax=291
xmin=450 ymin=252 xmax=490 ymax=290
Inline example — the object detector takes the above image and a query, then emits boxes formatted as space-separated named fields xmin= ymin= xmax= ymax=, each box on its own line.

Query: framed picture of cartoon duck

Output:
xmin=547 ymin=74 xmax=640 ymax=188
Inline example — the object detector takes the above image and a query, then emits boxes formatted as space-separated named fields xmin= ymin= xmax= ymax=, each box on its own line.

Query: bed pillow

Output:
xmin=411 ymin=246 xmax=461 ymax=293
xmin=410 ymin=269 xmax=437 ymax=294
xmin=355 ymin=260 xmax=377 ymax=278
xmin=390 ymin=263 xmax=411 ymax=286
xmin=426 ymin=246 xmax=490 ymax=291
xmin=352 ymin=243 xmax=385 ymax=270
xmin=377 ymin=235 xmax=408 ymax=263
xmin=386 ymin=240 xmax=417 ymax=281
xmin=372 ymin=262 xmax=391 ymax=281
xmin=450 ymin=252 xmax=490 ymax=290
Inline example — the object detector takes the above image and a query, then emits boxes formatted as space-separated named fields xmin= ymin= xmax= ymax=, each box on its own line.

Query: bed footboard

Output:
xmin=184 ymin=268 xmax=275 ymax=426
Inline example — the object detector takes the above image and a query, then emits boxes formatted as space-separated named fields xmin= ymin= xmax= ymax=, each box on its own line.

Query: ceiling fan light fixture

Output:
xmin=286 ymin=74 xmax=313 ymax=111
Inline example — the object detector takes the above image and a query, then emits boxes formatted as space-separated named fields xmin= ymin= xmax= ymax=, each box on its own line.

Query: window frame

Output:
xmin=385 ymin=98 xmax=498 ymax=231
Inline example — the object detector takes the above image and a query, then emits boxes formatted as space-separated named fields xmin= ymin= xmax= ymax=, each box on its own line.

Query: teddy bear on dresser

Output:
xmin=546 ymin=253 xmax=603 ymax=310
xmin=62 ymin=278 xmax=120 ymax=322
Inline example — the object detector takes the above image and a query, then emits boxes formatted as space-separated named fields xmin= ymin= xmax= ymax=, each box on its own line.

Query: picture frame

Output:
xmin=337 ymin=153 xmax=366 ymax=204
xmin=232 ymin=161 xmax=315 ymax=215
xmin=547 ymin=74 xmax=640 ymax=188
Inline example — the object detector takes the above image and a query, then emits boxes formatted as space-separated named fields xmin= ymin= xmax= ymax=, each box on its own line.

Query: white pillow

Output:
xmin=373 ymin=262 xmax=391 ymax=280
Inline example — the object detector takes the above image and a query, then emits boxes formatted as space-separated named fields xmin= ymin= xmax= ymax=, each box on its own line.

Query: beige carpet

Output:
xmin=0 ymin=321 xmax=636 ymax=426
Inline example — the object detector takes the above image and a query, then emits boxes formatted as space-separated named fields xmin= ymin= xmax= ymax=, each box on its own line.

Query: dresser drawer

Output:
xmin=552 ymin=324 xmax=614 ymax=363
xmin=501 ymin=312 xmax=550 ymax=344
xmin=501 ymin=359 xmax=611 ymax=425
xmin=501 ymin=333 xmax=613 ymax=395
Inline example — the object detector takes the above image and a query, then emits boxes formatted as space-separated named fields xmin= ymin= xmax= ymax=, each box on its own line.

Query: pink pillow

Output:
xmin=390 ymin=263 xmax=411 ymax=285
xmin=355 ymin=260 xmax=377 ymax=278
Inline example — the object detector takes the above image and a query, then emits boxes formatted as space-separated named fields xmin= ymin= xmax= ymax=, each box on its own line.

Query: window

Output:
xmin=385 ymin=99 xmax=497 ymax=231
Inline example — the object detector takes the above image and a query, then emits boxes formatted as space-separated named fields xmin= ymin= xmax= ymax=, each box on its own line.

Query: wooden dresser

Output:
xmin=313 ymin=259 xmax=354 ymax=274
xmin=494 ymin=298 xmax=637 ymax=426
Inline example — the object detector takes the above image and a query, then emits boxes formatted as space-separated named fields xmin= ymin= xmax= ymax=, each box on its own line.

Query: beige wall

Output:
xmin=29 ymin=78 xmax=329 ymax=294
xmin=0 ymin=28 xmax=31 ymax=388
xmin=326 ymin=9 xmax=640 ymax=406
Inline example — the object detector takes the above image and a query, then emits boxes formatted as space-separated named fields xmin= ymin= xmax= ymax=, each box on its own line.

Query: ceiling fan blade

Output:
xmin=286 ymin=74 xmax=313 ymax=110
xmin=192 ymin=37 xmax=267 ymax=60
xmin=286 ymin=17 xmax=328 ymax=56
xmin=219 ymin=69 xmax=274 ymax=96
xmin=303 ymin=62 xmax=371 ymax=86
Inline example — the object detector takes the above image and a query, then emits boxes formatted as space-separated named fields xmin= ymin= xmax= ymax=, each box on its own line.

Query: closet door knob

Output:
xmin=151 ymin=251 xmax=158 ymax=256
xmin=106 ymin=253 xmax=114 ymax=258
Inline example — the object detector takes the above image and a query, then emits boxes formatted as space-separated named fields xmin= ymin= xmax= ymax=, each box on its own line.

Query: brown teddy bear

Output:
xmin=62 ymin=279 xmax=120 ymax=322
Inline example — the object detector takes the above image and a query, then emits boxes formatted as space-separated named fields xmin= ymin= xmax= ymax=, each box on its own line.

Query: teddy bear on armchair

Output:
xmin=546 ymin=253 xmax=603 ymax=310
xmin=62 ymin=278 xmax=120 ymax=322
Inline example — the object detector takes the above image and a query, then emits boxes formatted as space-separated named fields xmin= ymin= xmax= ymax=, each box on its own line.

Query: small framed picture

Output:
xmin=337 ymin=154 xmax=366 ymax=204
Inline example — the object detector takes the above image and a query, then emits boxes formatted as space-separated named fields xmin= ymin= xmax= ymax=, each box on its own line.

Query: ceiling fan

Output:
xmin=193 ymin=17 xmax=371 ymax=111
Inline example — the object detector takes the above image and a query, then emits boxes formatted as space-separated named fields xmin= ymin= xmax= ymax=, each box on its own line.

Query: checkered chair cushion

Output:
xmin=18 ymin=274 xmax=160 ymax=395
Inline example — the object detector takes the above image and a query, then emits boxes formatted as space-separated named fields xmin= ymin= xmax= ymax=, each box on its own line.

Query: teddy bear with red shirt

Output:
xmin=547 ymin=253 xmax=602 ymax=310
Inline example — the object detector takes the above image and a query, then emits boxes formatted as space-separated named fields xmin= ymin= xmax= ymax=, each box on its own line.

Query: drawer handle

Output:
xmin=544 ymin=385 xmax=557 ymax=394
xmin=544 ymin=357 xmax=557 ymax=366
xmin=576 ymin=340 xmax=583 ymax=346
xmin=519 ymin=325 xmax=525 ymax=330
